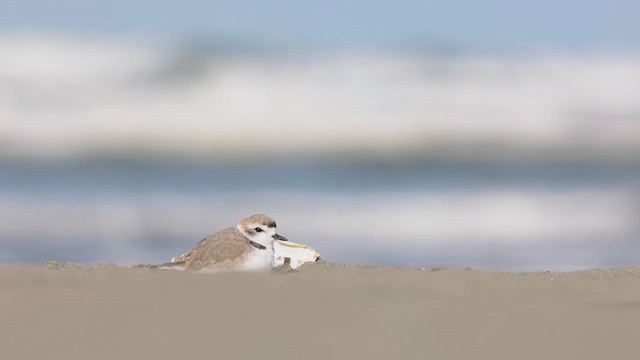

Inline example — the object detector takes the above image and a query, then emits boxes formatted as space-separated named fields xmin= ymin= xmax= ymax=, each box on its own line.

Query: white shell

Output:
xmin=273 ymin=240 xmax=320 ymax=269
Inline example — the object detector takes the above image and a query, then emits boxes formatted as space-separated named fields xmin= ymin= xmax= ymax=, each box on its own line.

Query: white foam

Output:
xmin=1 ymin=32 xmax=640 ymax=160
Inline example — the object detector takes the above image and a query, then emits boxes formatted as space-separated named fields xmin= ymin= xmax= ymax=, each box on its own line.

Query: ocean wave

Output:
xmin=1 ymin=32 xmax=640 ymax=161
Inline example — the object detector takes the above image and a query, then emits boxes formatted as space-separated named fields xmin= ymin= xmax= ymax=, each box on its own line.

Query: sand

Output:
xmin=1 ymin=261 xmax=639 ymax=360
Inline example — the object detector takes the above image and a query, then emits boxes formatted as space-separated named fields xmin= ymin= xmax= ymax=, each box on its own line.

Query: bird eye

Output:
xmin=255 ymin=227 xmax=263 ymax=232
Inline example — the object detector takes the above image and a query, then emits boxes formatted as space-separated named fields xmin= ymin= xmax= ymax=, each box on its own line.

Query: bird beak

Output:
xmin=272 ymin=233 xmax=288 ymax=241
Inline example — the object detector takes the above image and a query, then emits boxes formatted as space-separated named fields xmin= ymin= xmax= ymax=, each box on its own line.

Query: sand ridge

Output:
xmin=1 ymin=262 xmax=639 ymax=360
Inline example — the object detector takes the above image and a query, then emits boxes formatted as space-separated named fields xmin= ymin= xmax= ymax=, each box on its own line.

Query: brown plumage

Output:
xmin=158 ymin=214 xmax=281 ymax=271
xmin=181 ymin=227 xmax=255 ymax=271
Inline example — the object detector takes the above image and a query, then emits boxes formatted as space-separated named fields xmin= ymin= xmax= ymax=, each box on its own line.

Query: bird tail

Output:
xmin=149 ymin=261 xmax=186 ymax=271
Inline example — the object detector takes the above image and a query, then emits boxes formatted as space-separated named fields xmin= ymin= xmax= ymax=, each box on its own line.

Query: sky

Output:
xmin=3 ymin=0 xmax=640 ymax=50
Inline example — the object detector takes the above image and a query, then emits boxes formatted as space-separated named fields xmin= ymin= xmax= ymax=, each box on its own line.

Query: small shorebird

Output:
xmin=157 ymin=214 xmax=288 ymax=272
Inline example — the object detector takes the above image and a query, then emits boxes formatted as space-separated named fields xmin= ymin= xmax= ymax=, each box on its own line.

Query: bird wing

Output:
xmin=184 ymin=227 xmax=253 ymax=271
xmin=168 ymin=228 xmax=234 ymax=264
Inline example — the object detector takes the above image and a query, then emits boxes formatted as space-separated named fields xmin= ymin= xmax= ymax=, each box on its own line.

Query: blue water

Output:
xmin=2 ymin=160 xmax=638 ymax=193
xmin=3 ymin=0 xmax=638 ymax=51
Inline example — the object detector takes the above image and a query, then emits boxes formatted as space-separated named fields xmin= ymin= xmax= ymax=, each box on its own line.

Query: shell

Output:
xmin=273 ymin=240 xmax=320 ymax=269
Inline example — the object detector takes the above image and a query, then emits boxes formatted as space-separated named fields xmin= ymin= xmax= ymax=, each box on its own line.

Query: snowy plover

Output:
xmin=158 ymin=214 xmax=288 ymax=272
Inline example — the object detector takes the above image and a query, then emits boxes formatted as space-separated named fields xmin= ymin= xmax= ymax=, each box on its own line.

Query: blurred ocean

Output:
xmin=1 ymin=33 xmax=639 ymax=270
xmin=1 ymin=160 xmax=639 ymax=271
xmin=3 ymin=33 xmax=640 ymax=162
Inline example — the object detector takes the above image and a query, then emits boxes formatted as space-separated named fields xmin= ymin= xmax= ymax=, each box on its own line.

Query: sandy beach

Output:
xmin=1 ymin=262 xmax=639 ymax=360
